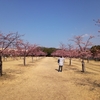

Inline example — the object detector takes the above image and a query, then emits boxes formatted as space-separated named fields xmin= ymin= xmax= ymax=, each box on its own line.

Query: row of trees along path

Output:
xmin=52 ymin=19 xmax=100 ymax=73
xmin=0 ymin=32 xmax=46 ymax=76
xmin=51 ymin=34 xmax=100 ymax=73
xmin=0 ymin=18 xmax=100 ymax=75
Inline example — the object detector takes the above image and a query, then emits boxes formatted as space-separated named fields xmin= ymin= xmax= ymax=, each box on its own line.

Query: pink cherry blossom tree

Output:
xmin=52 ymin=49 xmax=67 ymax=57
xmin=71 ymin=34 xmax=94 ymax=72
xmin=2 ymin=48 xmax=9 ymax=61
xmin=66 ymin=44 xmax=78 ymax=66
xmin=33 ymin=47 xmax=46 ymax=60
xmin=0 ymin=32 xmax=22 ymax=76
xmin=8 ymin=49 xmax=20 ymax=60
xmin=16 ymin=40 xmax=31 ymax=66
xmin=51 ymin=43 xmax=67 ymax=57
xmin=28 ymin=44 xmax=38 ymax=62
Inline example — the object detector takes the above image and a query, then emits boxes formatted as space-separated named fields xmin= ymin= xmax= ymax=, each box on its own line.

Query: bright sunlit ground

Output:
xmin=0 ymin=57 xmax=100 ymax=100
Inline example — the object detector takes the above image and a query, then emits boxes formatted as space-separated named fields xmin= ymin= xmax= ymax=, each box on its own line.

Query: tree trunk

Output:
xmin=87 ymin=58 xmax=89 ymax=63
xmin=32 ymin=56 xmax=33 ymax=63
xmin=23 ymin=56 xmax=26 ymax=66
xmin=82 ymin=59 xmax=85 ymax=72
xmin=69 ymin=58 xmax=71 ymax=66
xmin=0 ymin=56 xmax=2 ymax=76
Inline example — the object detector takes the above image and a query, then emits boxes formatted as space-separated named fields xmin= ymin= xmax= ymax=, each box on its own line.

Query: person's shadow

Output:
xmin=55 ymin=69 xmax=59 ymax=72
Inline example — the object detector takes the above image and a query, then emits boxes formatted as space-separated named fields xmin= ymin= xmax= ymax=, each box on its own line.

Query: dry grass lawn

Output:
xmin=0 ymin=57 xmax=100 ymax=100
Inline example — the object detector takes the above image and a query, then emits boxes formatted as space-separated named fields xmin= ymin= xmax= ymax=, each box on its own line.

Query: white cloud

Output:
xmin=82 ymin=34 xmax=89 ymax=37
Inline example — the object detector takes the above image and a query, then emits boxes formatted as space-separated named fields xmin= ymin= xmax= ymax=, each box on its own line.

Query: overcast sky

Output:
xmin=0 ymin=0 xmax=100 ymax=48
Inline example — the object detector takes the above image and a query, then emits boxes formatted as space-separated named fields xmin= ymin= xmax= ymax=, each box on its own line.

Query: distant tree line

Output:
xmin=40 ymin=47 xmax=58 ymax=56
xmin=39 ymin=45 xmax=100 ymax=58
xmin=90 ymin=45 xmax=100 ymax=61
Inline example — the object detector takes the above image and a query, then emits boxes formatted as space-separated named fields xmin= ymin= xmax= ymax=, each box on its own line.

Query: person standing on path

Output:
xmin=58 ymin=56 xmax=65 ymax=72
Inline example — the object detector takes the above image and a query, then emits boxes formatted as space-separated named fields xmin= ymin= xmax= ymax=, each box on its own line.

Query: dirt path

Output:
xmin=0 ymin=57 xmax=100 ymax=100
